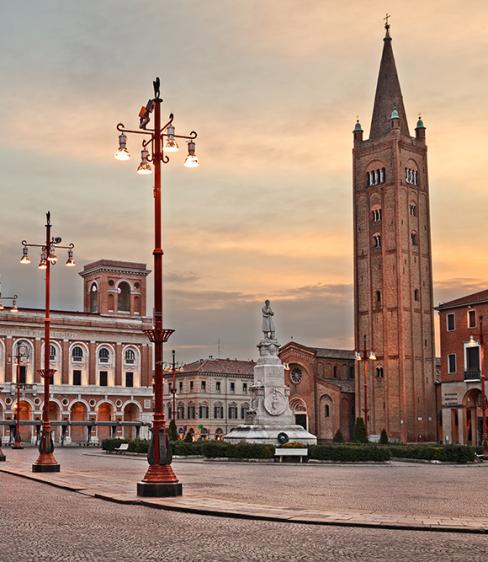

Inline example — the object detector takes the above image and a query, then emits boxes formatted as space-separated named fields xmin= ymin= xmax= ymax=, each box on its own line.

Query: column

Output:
xmin=141 ymin=344 xmax=149 ymax=387
xmin=34 ymin=338 xmax=41 ymax=383
xmin=5 ymin=337 xmax=12 ymax=383
xmin=62 ymin=340 xmax=69 ymax=384
xmin=115 ymin=343 xmax=122 ymax=386
xmin=89 ymin=342 xmax=96 ymax=385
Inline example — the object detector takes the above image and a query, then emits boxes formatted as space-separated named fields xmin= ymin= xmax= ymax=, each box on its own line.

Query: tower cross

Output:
xmin=384 ymin=13 xmax=390 ymax=28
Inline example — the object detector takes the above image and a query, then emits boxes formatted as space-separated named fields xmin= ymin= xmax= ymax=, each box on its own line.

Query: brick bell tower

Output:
xmin=352 ymin=23 xmax=436 ymax=443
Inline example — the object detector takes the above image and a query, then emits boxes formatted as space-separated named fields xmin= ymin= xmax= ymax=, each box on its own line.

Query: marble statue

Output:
xmin=262 ymin=299 xmax=276 ymax=340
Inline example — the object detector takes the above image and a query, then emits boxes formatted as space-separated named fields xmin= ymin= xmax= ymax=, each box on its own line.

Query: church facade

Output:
xmin=352 ymin=25 xmax=437 ymax=442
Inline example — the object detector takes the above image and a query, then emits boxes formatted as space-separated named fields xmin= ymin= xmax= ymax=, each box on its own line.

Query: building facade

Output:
xmin=352 ymin=25 xmax=436 ymax=442
xmin=165 ymin=358 xmax=254 ymax=440
xmin=0 ymin=260 xmax=153 ymax=445
xmin=437 ymin=290 xmax=488 ymax=446
xmin=279 ymin=342 xmax=355 ymax=441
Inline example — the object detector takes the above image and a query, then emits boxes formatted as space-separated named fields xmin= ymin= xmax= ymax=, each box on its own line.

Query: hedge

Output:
xmin=201 ymin=441 xmax=275 ymax=459
xmin=309 ymin=444 xmax=391 ymax=462
xmin=101 ymin=438 xmax=128 ymax=452
xmin=388 ymin=444 xmax=475 ymax=463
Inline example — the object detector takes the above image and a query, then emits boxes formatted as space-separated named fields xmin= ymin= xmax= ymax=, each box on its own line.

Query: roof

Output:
xmin=280 ymin=341 xmax=355 ymax=361
xmin=369 ymin=28 xmax=410 ymax=140
xmin=436 ymin=289 xmax=488 ymax=311
xmin=181 ymin=358 xmax=255 ymax=376
xmin=79 ymin=259 xmax=150 ymax=278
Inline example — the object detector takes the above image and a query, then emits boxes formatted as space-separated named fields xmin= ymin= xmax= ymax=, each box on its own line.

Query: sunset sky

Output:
xmin=1 ymin=1 xmax=487 ymax=361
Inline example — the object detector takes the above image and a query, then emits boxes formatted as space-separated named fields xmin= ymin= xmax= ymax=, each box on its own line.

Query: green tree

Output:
xmin=332 ymin=429 xmax=345 ymax=443
xmin=168 ymin=419 xmax=178 ymax=442
xmin=379 ymin=428 xmax=389 ymax=445
xmin=353 ymin=417 xmax=368 ymax=443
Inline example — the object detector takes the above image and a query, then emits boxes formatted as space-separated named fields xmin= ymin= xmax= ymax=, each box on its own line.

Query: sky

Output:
xmin=1 ymin=1 xmax=488 ymax=362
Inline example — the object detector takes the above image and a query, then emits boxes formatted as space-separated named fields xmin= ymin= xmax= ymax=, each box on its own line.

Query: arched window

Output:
xmin=98 ymin=347 xmax=110 ymax=363
xmin=72 ymin=346 xmax=83 ymax=362
xmin=90 ymin=283 xmax=98 ymax=313
xmin=414 ymin=289 xmax=420 ymax=302
xmin=241 ymin=403 xmax=249 ymax=419
xmin=125 ymin=349 xmax=136 ymax=364
xmin=375 ymin=290 xmax=382 ymax=305
xmin=376 ymin=366 xmax=384 ymax=378
xmin=214 ymin=402 xmax=224 ymax=419
xmin=118 ymin=281 xmax=131 ymax=312
xmin=50 ymin=345 xmax=56 ymax=361
xmin=409 ymin=203 xmax=417 ymax=216
xmin=373 ymin=234 xmax=381 ymax=249
xmin=177 ymin=403 xmax=185 ymax=420
xmin=187 ymin=403 xmax=196 ymax=419
xmin=228 ymin=403 xmax=238 ymax=419
xmin=411 ymin=231 xmax=418 ymax=246
xmin=199 ymin=403 xmax=209 ymax=419
xmin=325 ymin=404 xmax=330 ymax=417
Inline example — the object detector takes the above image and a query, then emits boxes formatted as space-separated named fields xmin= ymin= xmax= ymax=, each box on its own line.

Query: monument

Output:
xmin=225 ymin=300 xmax=317 ymax=445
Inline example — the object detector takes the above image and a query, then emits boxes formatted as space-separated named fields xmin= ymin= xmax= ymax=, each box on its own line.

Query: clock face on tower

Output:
xmin=291 ymin=367 xmax=302 ymax=385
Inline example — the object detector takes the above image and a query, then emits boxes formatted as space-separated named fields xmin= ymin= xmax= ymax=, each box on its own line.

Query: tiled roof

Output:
xmin=437 ymin=289 xmax=488 ymax=310
xmin=315 ymin=348 xmax=355 ymax=360
xmin=182 ymin=358 xmax=255 ymax=376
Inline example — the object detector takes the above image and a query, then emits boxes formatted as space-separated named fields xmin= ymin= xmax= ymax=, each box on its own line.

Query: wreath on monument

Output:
xmin=277 ymin=432 xmax=289 ymax=445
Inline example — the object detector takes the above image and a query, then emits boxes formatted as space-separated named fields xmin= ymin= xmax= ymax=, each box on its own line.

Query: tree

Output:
xmin=333 ymin=429 xmax=345 ymax=443
xmin=353 ymin=417 xmax=368 ymax=443
xmin=168 ymin=419 xmax=178 ymax=442
xmin=379 ymin=428 xmax=389 ymax=445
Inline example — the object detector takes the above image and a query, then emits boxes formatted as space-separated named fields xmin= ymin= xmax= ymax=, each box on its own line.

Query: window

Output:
xmin=405 ymin=168 xmax=418 ymax=185
xmin=376 ymin=366 xmax=384 ymax=378
xmin=230 ymin=382 xmax=235 ymax=393
xmin=414 ymin=289 xmax=420 ymax=302
xmin=49 ymin=345 xmax=56 ymax=361
xmin=367 ymin=167 xmax=386 ymax=187
xmin=19 ymin=366 xmax=26 ymax=384
xmin=125 ymin=349 xmax=136 ymax=364
xmin=375 ymin=290 xmax=382 ymax=305
xmin=199 ymin=404 xmax=209 ymax=418
xmin=201 ymin=380 xmax=206 ymax=391
xmin=214 ymin=403 xmax=224 ymax=419
xmin=468 ymin=310 xmax=476 ymax=329
xmin=118 ymin=281 xmax=131 ymax=312
xmin=409 ymin=203 xmax=417 ymax=216
xmin=325 ymin=404 xmax=330 ymax=417
xmin=179 ymin=381 xmax=183 ymax=392
xmin=228 ymin=404 xmax=238 ymax=419
xmin=466 ymin=346 xmax=480 ymax=371
xmin=349 ymin=366 xmax=355 ymax=379
xmin=216 ymin=381 xmax=221 ymax=393
xmin=188 ymin=404 xmax=196 ymax=419
xmin=72 ymin=370 xmax=82 ymax=385
xmin=373 ymin=234 xmax=381 ymax=249
xmin=177 ymin=404 xmax=185 ymax=420
xmin=447 ymin=354 xmax=456 ymax=374
xmin=241 ymin=403 xmax=249 ymax=419
xmin=447 ymin=313 xmax=455 ymax=331
xmin=125 ymin=372 xmax=134 ymax=387
xmin=190 ymin=381 xmax=194 ymax=391
xmin=411 ymin=231 xmax=418 ymax=246
xmin=99 ymin=371 xmax=108 ymax=386
xmin=72 ymin=346 xmax=83 ymax=362
xmin=98 ymin=348 xmax=110 ymax=363
xmin=371 ymin=208 xmax=382 ymax=222
xmin=243 ymin=383 xmax=248 ymax=393
xmin=90 ymin=283 xmax=98 ymax=313
xmin=333 ymin=365 xmax=337 ymax=378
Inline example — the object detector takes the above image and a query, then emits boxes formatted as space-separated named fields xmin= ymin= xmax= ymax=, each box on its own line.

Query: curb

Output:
xmin=1 ymin=466 xmax=487 ymax=535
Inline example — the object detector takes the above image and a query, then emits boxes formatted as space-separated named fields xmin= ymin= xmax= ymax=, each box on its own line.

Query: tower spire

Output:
xmin=369 ymin=18 xmax=410 ymax=140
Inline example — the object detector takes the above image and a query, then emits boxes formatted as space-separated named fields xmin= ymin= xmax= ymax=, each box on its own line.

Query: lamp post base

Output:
xmin=137 ymin=481 xmax=183 ymax=497
xmin=32 ymin=463 xmax=60 ymax=473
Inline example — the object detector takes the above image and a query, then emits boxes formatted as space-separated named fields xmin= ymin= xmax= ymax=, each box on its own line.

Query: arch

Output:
xmin=70 ymin=401 xmax=88 ymax=443
xmin=70 ymin=342 xmax=89 ymax=363
xmin=228 ymin=401 xmax=238 ymax=419
xmin=372 ymin=233 xmax=381 ymax=249
xmin=214 ymin=427 xmax=224 ymax=441
xmin=463 ymin=388 xmax=482 ymax=446
xmin=319 ymin=394 xmax=334 ymax=440
xmin=123 ymin=402 xmax=141 ymax=440
xmin=123 ymin=346 xmax=139 ymax=365
xmin=15 ymin=400 xmax=33 ymax=442
xmin=41 ymin=341 xmax=62 ymax=384
xmin=97 ymin=402 xmax=113 ymax=441
xmin=117 ymin=281 xmax=131 ymax=312
xmin=90 ymin=282 xmax=99 ymax=313
xmin=97 ymin=345 xmax=112 ymax=364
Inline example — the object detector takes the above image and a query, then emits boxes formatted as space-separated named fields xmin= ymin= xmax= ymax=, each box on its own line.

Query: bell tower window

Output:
xmin=367 ymin=167 xmax=386 ymax=187
xmin=117 ymin=282 xmax=131 ymax=312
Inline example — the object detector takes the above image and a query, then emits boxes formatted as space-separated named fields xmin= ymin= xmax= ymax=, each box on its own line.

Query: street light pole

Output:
xmin=20 ymin=212 xmax=75 ymax=472
xmin=115 ymin=77 xmax=198 ymax=497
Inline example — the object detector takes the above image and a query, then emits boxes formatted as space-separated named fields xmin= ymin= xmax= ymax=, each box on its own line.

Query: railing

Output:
xmin=464 ymin=370 xmax=481 ymax=381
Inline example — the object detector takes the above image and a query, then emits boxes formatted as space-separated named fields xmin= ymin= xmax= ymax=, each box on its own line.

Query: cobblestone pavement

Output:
xmin=1 ymin=472 xmax=488 ymax=562
xmin=4 ymin=448 xmax=488 ymax=520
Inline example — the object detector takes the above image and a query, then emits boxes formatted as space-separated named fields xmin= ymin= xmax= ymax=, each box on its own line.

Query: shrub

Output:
xmin=379 ymin=429 xmax=389 ymax=445
xmin=280 ymin=441 xmax=307 ymax=448
xmin=202 ymin=441 xmax=275 ymax=459
xmin=202 ymin=440 xmax=231 ymax=458
xmin=333 ymin=429 xmax=345 ymax=443
xmin=168 ymin=419 xmax=178 ymax=442
xmin=352 ymin=418 xmax=368 ymax=443
xmin=127 ymin=439 xmax=149 ymax=454
xmin=309 ymin=444 xmax=390 ymax=462
xmin=388 ymin=444 xmax=475 ymax=463
xmin=101 ymin=438 xmax=127 ymax=452
xmin=172 ymin=440 xmax=204 ymax=456
xmin=184 ymin=431 xmax=194 ymax=443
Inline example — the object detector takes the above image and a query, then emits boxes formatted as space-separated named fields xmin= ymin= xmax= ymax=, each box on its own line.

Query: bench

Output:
xmin=274 ymin=448 xmax=308 ymax=463
xmin=114 ymin=443 xmax=129 ymax=454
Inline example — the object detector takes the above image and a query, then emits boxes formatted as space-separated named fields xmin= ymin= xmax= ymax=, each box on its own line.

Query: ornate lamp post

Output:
xmin=115 ymin=77 xmax=199 ymax=497
xmin=355 ymin=334 xmax=376 ymax=436
xmin=163 ymin=350 xmax=184 ymax=424
xmin=12 ymin=343 xmax=30 ymax=449
xmin=467 ymin=315 xmax=488 ymax=457
xmin=20 ymin=211 xmax=75 ymax=472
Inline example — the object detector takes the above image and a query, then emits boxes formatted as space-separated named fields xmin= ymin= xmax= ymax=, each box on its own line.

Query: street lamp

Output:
xmin=467 ymin=316 xmax=488 ymax=457
xmin=115 ymin=77 xmax=198 ymax=497
xmin=20 ymin=211 xmax=75 ymax=472
xmin=12 ymin=343 xmax=29 ymax=450
xmin=163 ymin=350 xmax=184 ymax=425
xmin=355 ymin=334 xmax=376 ymax=436
xmin=0 ymin=291 xmax=19 ymax=313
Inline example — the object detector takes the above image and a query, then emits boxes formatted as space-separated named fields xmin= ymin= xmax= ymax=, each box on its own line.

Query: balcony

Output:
xmin=464 ymin=370 xmax=481 ymax=382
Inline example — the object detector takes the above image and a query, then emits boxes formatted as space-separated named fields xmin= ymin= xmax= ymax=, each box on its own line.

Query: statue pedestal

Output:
xmin=225 ymin=339 xmax=316 ymax=446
